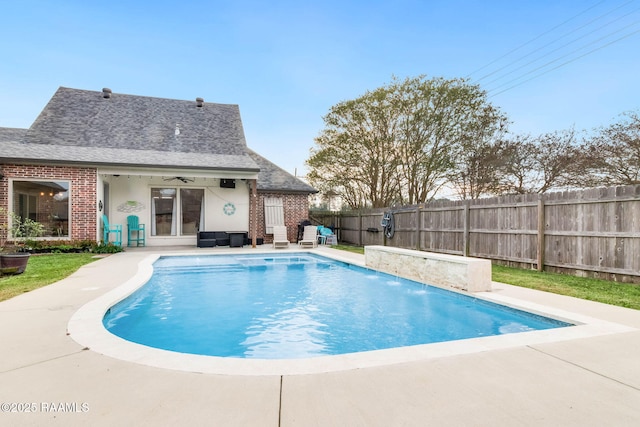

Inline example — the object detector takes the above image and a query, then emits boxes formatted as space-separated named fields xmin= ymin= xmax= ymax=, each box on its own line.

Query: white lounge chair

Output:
xmin=272 ymin=225 xmax=290 ymax=249
xmin=298 ymin=225 xmax=318 ymax=248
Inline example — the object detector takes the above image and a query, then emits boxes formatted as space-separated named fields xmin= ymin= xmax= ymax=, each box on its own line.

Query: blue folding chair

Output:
xmin=102 ymin=214 xmax=122 ymax=247
xmin=127 ymin=215 xmax=146 ymax=247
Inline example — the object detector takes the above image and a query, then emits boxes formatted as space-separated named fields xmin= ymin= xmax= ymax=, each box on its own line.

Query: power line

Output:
xmin=485 ymin=18 xmax=640 ymax=93
xmin=467 ymin=1 xmax=640 ymax=97
xmin=466 ymin=0 xmax=606 ymax=78
xmin=489 ymin=27 xmax=640 ymax=97
xmin=475 ymin=1 xmax=638 ymax=84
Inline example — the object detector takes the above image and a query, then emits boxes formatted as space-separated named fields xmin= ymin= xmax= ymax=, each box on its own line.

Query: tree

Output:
xmin=535 ymin=129 xmax=585 ymax=192
xmin=307 ymin=76 xmax=506 ymax=208
xmin=446 ymin=104 xmax=509 ymax=199
xmin=307 ymin=85 xmax=401 ymax=208
xmin=583 ymin=110 xmax=640 ymax=186
xmin=498 ymin=134 xmax=539 ymax=194
xmin=499 ymin=129 xmax=584 ymax=194
xmin=393 ymin=77 xmax=494 ymax=203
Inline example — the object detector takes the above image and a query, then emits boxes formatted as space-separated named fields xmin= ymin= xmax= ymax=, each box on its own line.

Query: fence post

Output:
xmin=358 ymin=211 xmax=363 ymax=246
xmin=463 ymin=201 xmax=470 ymax=257
xmin=381 ymin=211 xmax=387 ymax=246
xmin=537 ymin=195 xmax=545 ymax=271
xmin=415 ymin=206 xmax=421 ymax=250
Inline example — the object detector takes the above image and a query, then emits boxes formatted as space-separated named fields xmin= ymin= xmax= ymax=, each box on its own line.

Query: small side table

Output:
xmin=228 ymin=232 xmax=247 ymax=248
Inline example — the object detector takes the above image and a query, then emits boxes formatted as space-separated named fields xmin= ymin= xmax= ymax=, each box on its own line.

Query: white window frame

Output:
xmin=150 ymin=187 xmax=205 ymax=237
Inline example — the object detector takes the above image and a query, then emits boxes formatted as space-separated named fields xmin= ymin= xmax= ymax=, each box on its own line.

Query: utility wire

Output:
xmin=485 ymin=18 xmax=640 ymax=93
xmin=482 ymin=7 xmax=640 ymax=87
xmin=489 ymin=27 xmax=640 ymax=97
xmin=466 ymin=0 xmax=606 ymax=78
xmin=467 ymin=0 xmax=640 ymax=97
xmin=475 ymin=1 xmax=638 ymax=84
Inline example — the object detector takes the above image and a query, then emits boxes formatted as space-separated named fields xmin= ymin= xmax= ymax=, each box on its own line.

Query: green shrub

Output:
xmin=18 ymin=239 xmax=98 ymax=253
xmin=92 ymin=242 xmax=124 ymax=254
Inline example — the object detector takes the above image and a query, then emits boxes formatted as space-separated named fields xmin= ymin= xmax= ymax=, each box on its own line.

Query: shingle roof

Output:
xmin=0 ymin=140 xmax=257 ymax=171
xmin=247 ymin=149 xmax=317 ymax=193
xmin=0 ymin=87 xmax=316 ymax=193
xmin=0 ymin=127 xmax=27 ymax=142
xmin=26 ymin=87 xmax=249 ymax=156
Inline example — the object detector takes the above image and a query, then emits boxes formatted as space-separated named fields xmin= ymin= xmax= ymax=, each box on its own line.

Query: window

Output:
xmin=151 ymin=188 xmax=204 ymax=236
xmin=180 ymin=189 xmax=204 ymax=235
xmin=151 ymin=188 xmax=177 ymax=236
xmin=263 ymin=197 xmax=284 ymax=234
xmin=11 ymin=180 xmax=70 ymax=238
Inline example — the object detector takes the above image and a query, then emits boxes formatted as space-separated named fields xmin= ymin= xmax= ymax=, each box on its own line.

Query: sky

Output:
xmin=1 ymin=0 xmax=639 ymax=176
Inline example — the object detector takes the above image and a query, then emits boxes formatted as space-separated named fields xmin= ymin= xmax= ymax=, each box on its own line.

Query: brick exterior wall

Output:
xmin=251 ymin=191 xmax=311 ymax=244
xmin=0 ymin=164 xmax=311 ymax=245
xmin=0 ymin=166 xmax=6 ymax=245
xmin=0 ymin=164 xmax=97 ymax=241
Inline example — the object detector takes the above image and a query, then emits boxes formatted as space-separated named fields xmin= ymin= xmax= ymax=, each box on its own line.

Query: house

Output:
xmin=0 ymin=87 xmax=316 ymax=246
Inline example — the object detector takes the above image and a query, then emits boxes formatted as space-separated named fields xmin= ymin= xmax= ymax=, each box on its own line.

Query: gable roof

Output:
xmin=0 ymin=87 xmax=316 ymax=193
xmin=26 ymin=87 xmax=249 ymax=155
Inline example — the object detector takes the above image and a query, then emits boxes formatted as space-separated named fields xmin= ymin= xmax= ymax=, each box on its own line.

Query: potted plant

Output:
xmin=0 ymin=208 xmax=44 ymax=275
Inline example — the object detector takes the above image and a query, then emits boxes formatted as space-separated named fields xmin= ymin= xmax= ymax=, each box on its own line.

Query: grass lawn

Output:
xmin=492 ymin=265 xmax=640 ymax=310
xmin=332 ymin=244 xmax=640 ymax=310
xmin=0 ymin=253 xmax=100 ymax=302
xmin=332 ymin=244 xmax=366 ymax=254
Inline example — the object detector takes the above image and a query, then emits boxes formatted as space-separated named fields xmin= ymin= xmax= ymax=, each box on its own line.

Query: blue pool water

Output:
xmin=103 ymin=253 xmax=571 ymax=359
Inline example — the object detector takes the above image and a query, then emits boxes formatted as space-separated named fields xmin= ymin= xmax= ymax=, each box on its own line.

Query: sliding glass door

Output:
xmin=180 ymin=188 xmax=204 ymax=235
xmin=151 ymin=188 xmax=204 ymax=236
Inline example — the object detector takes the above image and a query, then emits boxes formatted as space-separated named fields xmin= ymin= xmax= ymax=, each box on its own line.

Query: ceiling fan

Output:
xmin=163 ymin=176 xmax=194 ymax=183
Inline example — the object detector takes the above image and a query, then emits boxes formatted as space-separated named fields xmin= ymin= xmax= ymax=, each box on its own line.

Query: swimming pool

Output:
xmin=103 ymin=253 xmax=571 ymax=359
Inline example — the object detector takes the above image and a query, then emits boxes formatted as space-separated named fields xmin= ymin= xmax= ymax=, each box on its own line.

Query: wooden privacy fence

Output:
xmin=312 ymin=184 xmax=640 ymax=283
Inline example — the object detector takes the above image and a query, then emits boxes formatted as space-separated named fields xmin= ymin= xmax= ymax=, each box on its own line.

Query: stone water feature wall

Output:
xmin=364 ymin=245 xmax=492 ymax=292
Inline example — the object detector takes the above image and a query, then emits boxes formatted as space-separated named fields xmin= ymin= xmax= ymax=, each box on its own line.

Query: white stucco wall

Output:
xmin=100 ymin=174 xmax=250 ymax=246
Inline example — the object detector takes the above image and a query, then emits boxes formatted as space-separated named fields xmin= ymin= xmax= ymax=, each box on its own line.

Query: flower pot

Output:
xmin=0 ymin=253 xmax=31 ymax=275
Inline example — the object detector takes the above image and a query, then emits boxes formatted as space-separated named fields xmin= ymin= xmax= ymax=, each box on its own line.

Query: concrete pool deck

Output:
xmin=1 ymin=246 xmax=639 ymax=426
